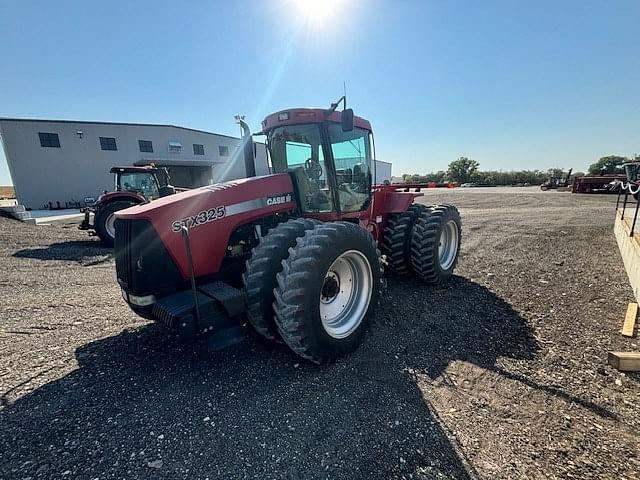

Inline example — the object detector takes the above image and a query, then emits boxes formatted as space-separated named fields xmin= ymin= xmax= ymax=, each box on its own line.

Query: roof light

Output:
xmin=278 ymin=112 xmax=290 ymax=121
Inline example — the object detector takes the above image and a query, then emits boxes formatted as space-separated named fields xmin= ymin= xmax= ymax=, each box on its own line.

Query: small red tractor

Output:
xmin=114 ymin=99 xmax=462 ymax=363
xmin=80 ymin=165 xmax=177 ymax=246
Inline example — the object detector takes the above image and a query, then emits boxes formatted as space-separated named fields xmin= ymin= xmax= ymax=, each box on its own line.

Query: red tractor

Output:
xmin=114 ymin=99 xmax=462 ymax=363
xmin=80 ymin=165 xmax=176 ymax=246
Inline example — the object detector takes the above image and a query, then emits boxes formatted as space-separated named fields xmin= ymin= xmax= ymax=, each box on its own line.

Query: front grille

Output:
xmin=115 ymin=218 xmax=133 ymax=289
xmin=114 ymin=218 xmax=185 ymax=297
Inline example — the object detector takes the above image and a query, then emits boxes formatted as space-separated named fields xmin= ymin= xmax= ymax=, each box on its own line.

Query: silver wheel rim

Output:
xmin=438 ymin=220 xmax=459 ymax=270
xmin=319 ymin=250 xmax=373 ymax=339
xmin=105 ymin=213 xmax=116 ymax=239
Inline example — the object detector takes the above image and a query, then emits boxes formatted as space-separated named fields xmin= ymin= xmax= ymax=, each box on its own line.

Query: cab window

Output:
xmin=118 ymin=173 xmax=159 ymax=200
xmin=328 ymin=125 xmax=372 ymax=212
xmin=267 ymin=124 xmax=333 ymax=213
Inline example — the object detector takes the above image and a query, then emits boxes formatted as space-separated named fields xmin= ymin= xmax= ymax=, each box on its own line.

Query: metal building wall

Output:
xmin=0 ymin=119 xmax=268 ymax=209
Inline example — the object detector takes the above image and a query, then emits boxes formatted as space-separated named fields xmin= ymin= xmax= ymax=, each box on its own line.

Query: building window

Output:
xmin=193 ymin=144 xmax=205 ymax=156
xmin=39 ymin=132 xmax=60 ymax=148
xmin=219 ymin=145 xmax=229 ymax=157
xmin=168 ymin=141 xmax=182 ymax=153
xmin=139 ymin=140 xmax=153 ymax=153
xmin=100 ymin=137 xmax=117 ymax=151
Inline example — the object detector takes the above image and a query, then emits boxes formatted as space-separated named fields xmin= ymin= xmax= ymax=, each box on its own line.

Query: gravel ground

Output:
xmin=1 ymin=187 xmax=639 ymax=479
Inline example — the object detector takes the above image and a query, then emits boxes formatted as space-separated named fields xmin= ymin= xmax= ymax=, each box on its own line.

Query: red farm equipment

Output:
xmin=571 ymin=173 xmax=627 ymax=194
xmin=80 ymin=165 xmax=177 ymax=246
xmin=113 ymin=99 xmax=462 ymax=363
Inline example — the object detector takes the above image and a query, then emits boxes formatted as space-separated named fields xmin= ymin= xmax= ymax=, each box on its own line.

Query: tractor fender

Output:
xmin=380 ymin=191 xmax=423 ymax=214
xmin=95 ymin=191 xmax=146 ymax=208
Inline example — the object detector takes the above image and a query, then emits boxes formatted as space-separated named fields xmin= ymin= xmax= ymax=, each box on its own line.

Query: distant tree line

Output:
xmin=401 ymin=154 xmax=638 ymax=186
xmin=587 ymin=155 xmax=630 ymax=175
xmin=401 ymin=157 xmax=572 ymax=185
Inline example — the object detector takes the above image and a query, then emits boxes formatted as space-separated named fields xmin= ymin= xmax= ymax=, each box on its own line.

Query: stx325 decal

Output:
xmin=171 ymin=206 xmax=226 ymax=232
xmin=170 ymin=192 xmax=295 ymax=233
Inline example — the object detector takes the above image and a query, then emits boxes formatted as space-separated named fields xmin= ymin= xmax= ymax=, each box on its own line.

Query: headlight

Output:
xmin=122 ymin=290 xmax=155 ymax=307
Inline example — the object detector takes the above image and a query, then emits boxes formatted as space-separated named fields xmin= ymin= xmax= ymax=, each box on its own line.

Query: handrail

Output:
xmin=617 ymin=181 xmax=640 ymax=237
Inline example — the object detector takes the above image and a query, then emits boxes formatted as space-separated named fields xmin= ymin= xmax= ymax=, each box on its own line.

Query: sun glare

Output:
xmin=291 ymin=0 xmax=343 ymax=25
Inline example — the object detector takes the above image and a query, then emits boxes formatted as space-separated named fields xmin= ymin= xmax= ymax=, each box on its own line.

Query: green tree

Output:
xmin=402 ymin=171 xmax=446 ymax=183
xmin=546 ymin=168 xmax=566 ymax=179
xmin=446 ymin=157 xmax=480 ymax=183
xmin=588 ymin=155 xmax=627 ymax=175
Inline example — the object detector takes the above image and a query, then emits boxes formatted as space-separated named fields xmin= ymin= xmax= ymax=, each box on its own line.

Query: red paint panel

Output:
xmin=382 ymin=191 xmax=422 ymax=214
xmin=115 ymin=174 xmax=296 ymax=278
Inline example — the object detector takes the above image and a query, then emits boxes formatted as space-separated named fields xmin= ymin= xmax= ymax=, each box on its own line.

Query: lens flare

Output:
xmin=290 ymin=0 xmax=343 ymax=25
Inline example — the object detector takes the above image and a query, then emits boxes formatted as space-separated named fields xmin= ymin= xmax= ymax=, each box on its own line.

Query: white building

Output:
xmin=0 ymin=117 xmax=392 ymax=210
xmin=375 ymin=160 xmax=392 ymax=184
xmin=0 ymin=118 xmax=269 ymax=210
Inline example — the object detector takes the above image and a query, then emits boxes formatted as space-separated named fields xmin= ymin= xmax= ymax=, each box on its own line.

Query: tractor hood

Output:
xmin=114 ymin=174 xmax=297 ymax=280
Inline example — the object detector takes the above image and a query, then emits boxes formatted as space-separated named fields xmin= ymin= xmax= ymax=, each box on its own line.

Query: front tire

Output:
xmin=242 ymin=218 xmax=317 ymax=340
xmin=95 ymin=201 xmax=135 ymax=247
xmin=273 ymin=222 xmax=381 ymax=363
xmin=410 ymin=205 xmax=462 ymax=284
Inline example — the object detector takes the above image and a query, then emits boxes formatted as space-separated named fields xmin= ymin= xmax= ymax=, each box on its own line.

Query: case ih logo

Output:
xmin=266 ymin=193 xmax=292 ymax=206
xmin=171 ymin=206 xmax=226 ymax=232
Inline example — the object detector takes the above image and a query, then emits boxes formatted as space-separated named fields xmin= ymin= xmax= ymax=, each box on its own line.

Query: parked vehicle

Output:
xmin=113 ymin=99 xmax=462 ymax=363
xmin=541 ymin=169 xmax=572 ymax=190
xmin=571 ymin=173 xmax=627 ymax=194
xmin=79 ymin=165 xmax=177 ymax=246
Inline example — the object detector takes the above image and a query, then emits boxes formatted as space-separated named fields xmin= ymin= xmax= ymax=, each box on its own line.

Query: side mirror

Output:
xmin=341 ymin=108 xmax=354 ymax=132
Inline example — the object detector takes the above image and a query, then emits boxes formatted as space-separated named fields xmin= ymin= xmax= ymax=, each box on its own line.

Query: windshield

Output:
xmin=117 ymin=172 xmax=159 ymax=200
xmin=267 ymin=124 xmax=333 ymax=213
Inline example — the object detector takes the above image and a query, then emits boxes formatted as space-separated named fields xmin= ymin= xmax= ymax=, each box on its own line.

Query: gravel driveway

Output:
xmin=1 ymin=187 xmax=638 ymax=479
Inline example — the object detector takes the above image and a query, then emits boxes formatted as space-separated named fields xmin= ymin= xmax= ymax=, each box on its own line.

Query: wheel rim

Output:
xmin=105 ymin=213 xmax=116 ymax=239
xmin=319 ymin=250 xmax=373 ymax=339
xmin=438 ymin=220 xmax=459 ymax=270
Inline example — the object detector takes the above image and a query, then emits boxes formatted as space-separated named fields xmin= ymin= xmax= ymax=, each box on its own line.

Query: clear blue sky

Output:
xmin=1 ymin=0 xmax=639 ymax=184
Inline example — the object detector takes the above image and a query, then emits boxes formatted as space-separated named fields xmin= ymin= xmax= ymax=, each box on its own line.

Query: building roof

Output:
xmin=0 ymin=117 xmax=242 ymax=141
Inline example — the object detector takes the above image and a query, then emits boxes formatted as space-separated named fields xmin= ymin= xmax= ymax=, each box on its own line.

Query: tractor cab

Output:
xmin=110 ymin=165 xmax=175 ymax=201
xmin=260 ymin=101 xmax=374 ymax=217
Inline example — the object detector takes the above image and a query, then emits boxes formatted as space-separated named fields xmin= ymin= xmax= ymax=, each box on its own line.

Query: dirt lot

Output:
xmin=1 ymin=187 xmax=639 ymax=479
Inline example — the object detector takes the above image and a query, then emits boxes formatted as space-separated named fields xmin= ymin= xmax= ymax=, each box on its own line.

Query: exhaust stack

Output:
xmin=235 ymin=115 xmax=256 ymax=178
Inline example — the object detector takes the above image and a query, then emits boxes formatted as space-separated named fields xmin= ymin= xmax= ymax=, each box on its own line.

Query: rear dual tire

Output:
xmin=382 ymin=203 xmax=462 ymax=283
xmin=410 ymin=205 xmax=462 ymax=284
xmin=381 ymin=204 xmax=428 ymax=275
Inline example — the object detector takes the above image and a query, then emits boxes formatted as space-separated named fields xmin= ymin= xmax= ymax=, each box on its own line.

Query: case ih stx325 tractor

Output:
xmin=114 ymin=100 xmax=461 ymax=363
xmin=80 ymin=165 xmax=176 ymax=246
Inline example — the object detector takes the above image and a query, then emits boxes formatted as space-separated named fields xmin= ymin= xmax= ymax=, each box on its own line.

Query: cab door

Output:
xmin=326 ymin=124 xmax=373 ymax=214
